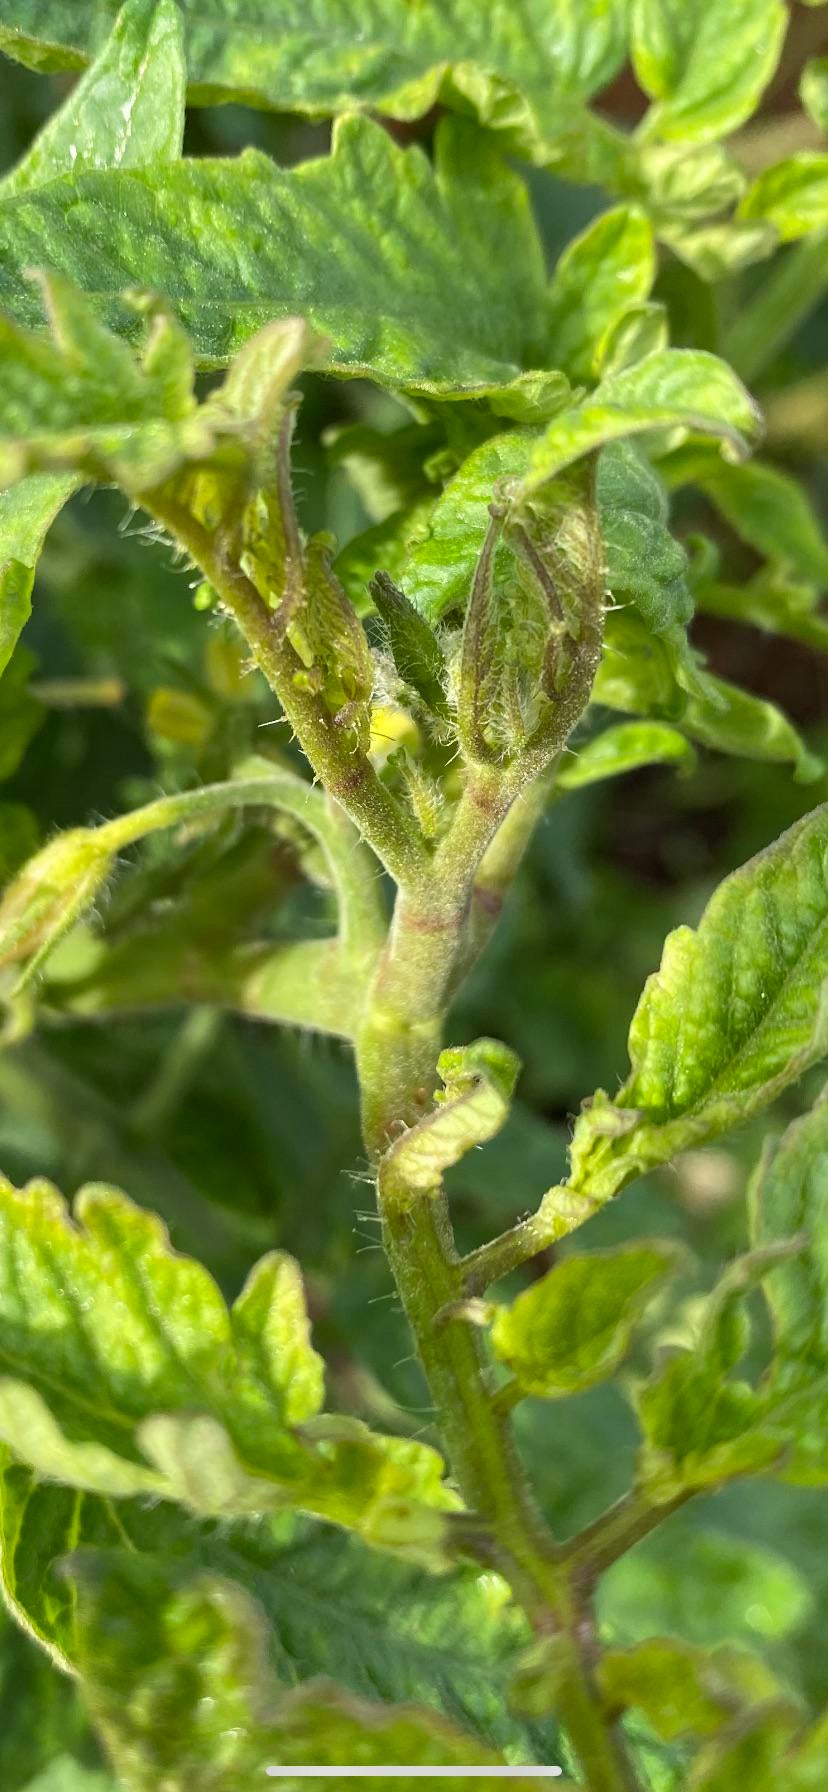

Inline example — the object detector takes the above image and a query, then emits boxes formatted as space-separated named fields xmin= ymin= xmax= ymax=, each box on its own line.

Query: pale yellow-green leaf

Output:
xmin=491 ymin=1242 xmax=680 ymax=1398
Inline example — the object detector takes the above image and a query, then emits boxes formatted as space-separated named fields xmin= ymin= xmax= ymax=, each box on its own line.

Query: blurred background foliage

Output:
xmin=1 ymin=11 xmax=828 ymax=1786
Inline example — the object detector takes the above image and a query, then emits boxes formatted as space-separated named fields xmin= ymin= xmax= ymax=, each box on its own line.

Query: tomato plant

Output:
xmin=1 ymin=3 xmax=828 ymax=1787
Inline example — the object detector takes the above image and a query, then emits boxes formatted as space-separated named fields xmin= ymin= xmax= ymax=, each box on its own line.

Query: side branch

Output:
xmin=140 ymin=490 xmax=427 ymax=891
xmin=460 ymin=1185 xmax=602 ymax=1294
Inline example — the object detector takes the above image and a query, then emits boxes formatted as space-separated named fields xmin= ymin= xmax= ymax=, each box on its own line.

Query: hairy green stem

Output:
xmin=460 ymin=1186 xmax=602 ymax=1294
xmin=561 ymin=1490 xmax=692 ymax=1587
xmin=452 ymin=767 xmax=557 ymax=992
xmin=99 ymin=765 xmax=386 ymax=954
xmin=356 ymin=765 xmax=520 ymax=1148
xmin=358 ymin=789 xmax=637 ymax=1789
xmin=142 ymin=473 xmax=633 ymax=1784
xmin=369 ymin=1110 xmax=636 ymax=1790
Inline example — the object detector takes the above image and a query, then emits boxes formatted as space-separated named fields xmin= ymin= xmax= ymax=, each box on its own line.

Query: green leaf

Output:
xmin=22 ymin=1764 xmax=116 ymax=1792
xmin=802 ymin=60 xmax=828 ymax=136
xmin=0 ymin=4 xmax=188 ymax=676
xmin=671 ymin=666 xmax=822 ymax=781
xmin=689 ymin=1705 xmax=802 ymax=1790
xmin=0 ymin=273 xmax=211 ymax=491
xmin=0 ymin=1594 xmax=97 ymax=1786
xmin=335 ymin=498 xmax=437 ymax=614
xmin=636 ymin=139 xmax=747 ymax=226
xmin=0 ymin=821 xmax=114 ymax=986
xmin=557 ymin=721 xmax=696 ymax=789
xmin=0 ymin=116 xmax=553 ymax=401
xmin=569 ymin=805 xmax=828 ymax=1203
xmin=664 ymin=446 xmax=828 ymax=589
xmin=403 ymin=433 xmax=694 ymax=641
xmin=0 ymin=277 xmax=331 ymax=504
xmin=695 ymin=568 xmax=828 ymax=653
xmin=740 ymin=154 xmax=828 ymax=241
xmin=0 ymin=643 xmax=43 ymax=781
xmin=594 ymin=610 xmax=820 ymax=780
xmin=403 ymin=430 xmax=534 ymax=623
xmin=490 ymin=1241 xmax=680 ymax=1399
xmin=786 ymin=1712 xmax=828 ymax=1790
xmin=751 ymin=1093 xmax=828 ymax=1375
xmin=747 ymin=1093 xmax=828 ymax=1482
xmin=547 ymin=205 xmax=656 ymax=383
xmin=633 ymin=1244 xmax=810 ymax=1499
xmin=65 ymin=1550 xmax=533 ymax=1790
xmin=0 ymin=474 xmax=77 ymax=678
xmin=517 ymin=350 xmax=763 ymax=502
xmin=0 ymin=1176 xmax=451 ymax=1549
xmin=369 ymin=570 xmax=450 ymax=721
xmin=0 ymin=1474 xmax=555 ymax=1766
xmin=632 ymin=0 xmax=788 ymax=144
xmin=596 ymin=301 xmax=669 ymax=377
xmin=0 ymin=0 xmax=185 ymax=197
xmin=2 ymin=759 xmax=385 ymax=1023
xmin=380 ymin=1039 xmax=520 ymax=1206
xmin=598 ymin=1637 xmax=786 ymax=1742
xmin=0 ymin=1 xmax=628 ymax=163
xmin=597 ymin=439 xmax=693 ymax=636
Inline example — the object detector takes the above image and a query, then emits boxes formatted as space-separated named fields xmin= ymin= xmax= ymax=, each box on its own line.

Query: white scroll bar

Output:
xmin=265 ymin=1769 xmax=563 ymax=1779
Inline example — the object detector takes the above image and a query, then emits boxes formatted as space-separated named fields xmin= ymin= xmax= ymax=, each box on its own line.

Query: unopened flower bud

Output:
xmin=0 ymin=829 xmax=113 ymax=986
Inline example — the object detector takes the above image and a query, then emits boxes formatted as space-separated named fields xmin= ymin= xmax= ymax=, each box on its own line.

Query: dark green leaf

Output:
xmin=403 ymin=433 xmax=695 ymax=640
xmin=369 ymin=571 xmax=450 ymax=720
xmin=0 ymin=1470 xmax=555 ymax=1764
xmin=597 ymin=439 xmax=694 ymax=635
xmin=65 ymin=1549 xmax=533 ymax=1790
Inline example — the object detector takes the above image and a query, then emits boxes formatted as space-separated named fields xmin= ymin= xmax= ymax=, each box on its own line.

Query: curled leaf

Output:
xmin=380 ymin=1040 xmax=520 ymax=1207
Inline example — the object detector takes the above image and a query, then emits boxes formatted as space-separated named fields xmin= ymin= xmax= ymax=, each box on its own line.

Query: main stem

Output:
xmin=356 ymin=779 xmax=638 ymax=1792
xmin=150 ymin=474 xmax=634 ymax=1785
